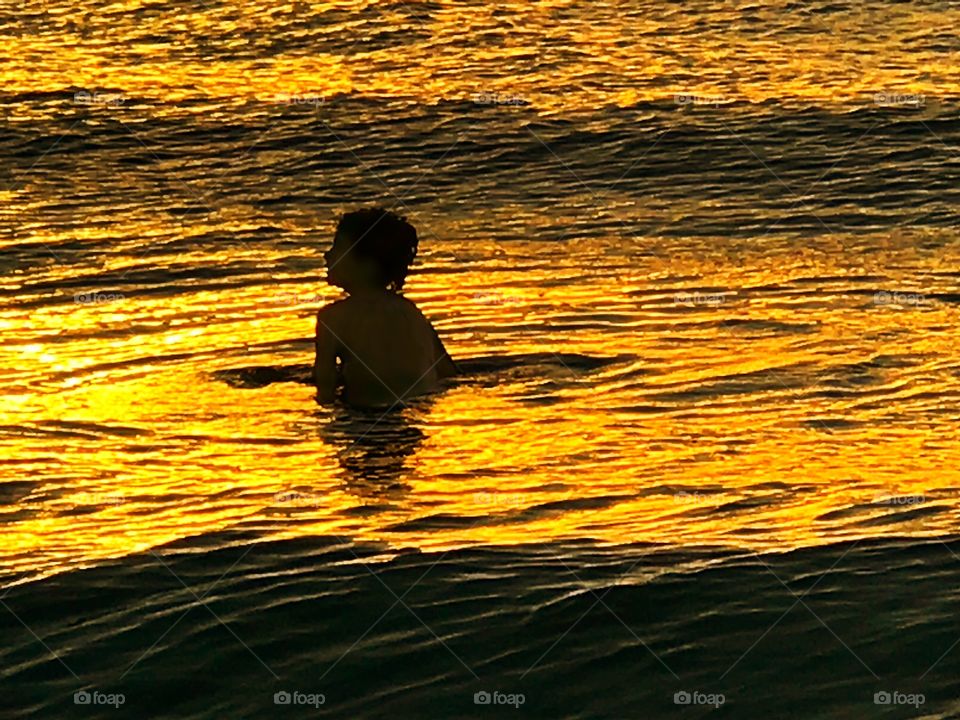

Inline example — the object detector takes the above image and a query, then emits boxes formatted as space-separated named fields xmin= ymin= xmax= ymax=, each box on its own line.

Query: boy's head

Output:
xmin=325 ymin=208 xmax=418 ymax=292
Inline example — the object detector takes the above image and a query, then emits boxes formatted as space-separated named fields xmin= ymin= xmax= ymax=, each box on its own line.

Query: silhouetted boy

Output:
xmin=314 ymin=208 xmax=456 ymax=406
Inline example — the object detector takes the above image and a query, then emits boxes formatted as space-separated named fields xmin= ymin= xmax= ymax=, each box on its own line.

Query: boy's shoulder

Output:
xmin=318 ymin=297 xmax=350 ymax=313
xmin=316 ymin=297 xmax=351 ymax=329
xmin=318 ymin=293 xmax=428 ymax=327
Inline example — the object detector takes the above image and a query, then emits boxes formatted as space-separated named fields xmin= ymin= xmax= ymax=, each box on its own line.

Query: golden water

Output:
xmin=3 ymin=0 xmax=960 ymax=583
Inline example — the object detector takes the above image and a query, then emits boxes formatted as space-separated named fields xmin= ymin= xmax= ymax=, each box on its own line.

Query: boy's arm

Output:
xmin=314 ymin=308 xmax=340 ymax=403
xmin=429 ymin=323 xmax=458 ymax=379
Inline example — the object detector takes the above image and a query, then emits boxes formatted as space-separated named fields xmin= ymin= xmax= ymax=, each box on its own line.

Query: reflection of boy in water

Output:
xmin=325 ymin=408 xmax=427 ymax=492
xmin=315 ymin=208 xmax=457 ymax=407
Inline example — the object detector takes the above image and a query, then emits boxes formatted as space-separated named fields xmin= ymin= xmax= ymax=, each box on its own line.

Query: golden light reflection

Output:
xmin=4 ymin=2 xmax=960 ymax=585
xmin=4 ymin=2 xmax=960 ymax=112
xmin=3 ymin=232 xmax=960 ymax=583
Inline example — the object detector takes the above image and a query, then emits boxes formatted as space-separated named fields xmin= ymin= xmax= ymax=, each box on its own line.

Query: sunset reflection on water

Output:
xmin=3 ymin=0 xmax=960 ymax=584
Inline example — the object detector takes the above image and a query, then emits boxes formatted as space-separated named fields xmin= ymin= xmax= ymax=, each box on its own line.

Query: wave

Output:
xmin=5 ymin=98 xmax=960 ymax=263
xmin=2 ymin=533 xmax=959 ymax=719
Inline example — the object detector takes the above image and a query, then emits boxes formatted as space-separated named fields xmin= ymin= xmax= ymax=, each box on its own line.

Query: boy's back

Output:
xmin=317 ymin=292 xmax=449 ymax=407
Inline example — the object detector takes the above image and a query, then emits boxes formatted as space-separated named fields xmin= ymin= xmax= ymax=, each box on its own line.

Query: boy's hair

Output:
xmin=336 ymin=207 xmax=418 ymax=291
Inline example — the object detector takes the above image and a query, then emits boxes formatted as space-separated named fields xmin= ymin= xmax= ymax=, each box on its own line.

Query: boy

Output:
xmin=314 ymin=207 xmax=457 ymax=407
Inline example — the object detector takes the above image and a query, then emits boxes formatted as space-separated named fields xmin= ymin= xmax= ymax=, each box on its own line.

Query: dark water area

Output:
xmin=3 ymin=535 xmax=960 ymax=719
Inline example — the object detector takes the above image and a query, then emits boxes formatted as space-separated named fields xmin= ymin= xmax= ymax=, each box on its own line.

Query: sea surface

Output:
xmin=2 ymin=1 xmax=960 ymax=717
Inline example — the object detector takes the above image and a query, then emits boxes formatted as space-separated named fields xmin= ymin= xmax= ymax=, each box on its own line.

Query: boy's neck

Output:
xmin=346 ymin=285 xmax=392 ymax=297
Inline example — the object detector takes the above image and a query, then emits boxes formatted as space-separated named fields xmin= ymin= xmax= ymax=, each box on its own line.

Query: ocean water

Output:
xmin=3 ymin=1 xmax=960 ymax=717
